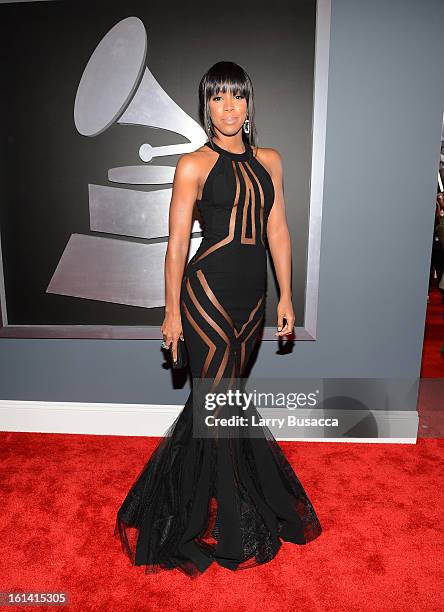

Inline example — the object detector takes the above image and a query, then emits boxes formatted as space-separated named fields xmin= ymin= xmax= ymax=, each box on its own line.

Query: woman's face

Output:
xmin=208 ymin=88 xmax=248 ymax=137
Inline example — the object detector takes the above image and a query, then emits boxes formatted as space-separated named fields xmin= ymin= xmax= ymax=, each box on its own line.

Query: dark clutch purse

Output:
xmin=161 ymin=337 xmax=188 ymax=369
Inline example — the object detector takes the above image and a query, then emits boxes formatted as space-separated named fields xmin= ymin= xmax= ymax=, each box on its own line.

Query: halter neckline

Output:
xmin=205 ymin=139 xmax=252 ymax=161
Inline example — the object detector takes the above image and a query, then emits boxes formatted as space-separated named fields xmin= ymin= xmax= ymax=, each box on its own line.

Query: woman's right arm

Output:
xmin=161 ymin=154 xmax=200 ymax=362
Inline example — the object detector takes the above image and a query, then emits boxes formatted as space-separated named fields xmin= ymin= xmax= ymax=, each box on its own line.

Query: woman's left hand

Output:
xmin=276 ymin=297 xmax=295 ymax=337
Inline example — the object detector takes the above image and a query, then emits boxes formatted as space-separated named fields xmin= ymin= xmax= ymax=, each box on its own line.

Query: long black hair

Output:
xmin=198 ymin=61 xmax=257 ymax=149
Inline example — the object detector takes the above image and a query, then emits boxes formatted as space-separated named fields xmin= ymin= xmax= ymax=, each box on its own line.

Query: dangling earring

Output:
xmin=243 ymin=115 xmax=250 ymax=134
xmin=206 ymin=117 xmax=213 ymax=137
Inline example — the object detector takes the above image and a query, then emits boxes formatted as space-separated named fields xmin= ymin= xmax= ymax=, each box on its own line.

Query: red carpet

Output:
xmin=421 ymin=286 xmax=444 ymax=377
xmin=0 ymin=289 xmax=442 ymax=611
xmin=0 ymin=432 xmax=442 ymax=611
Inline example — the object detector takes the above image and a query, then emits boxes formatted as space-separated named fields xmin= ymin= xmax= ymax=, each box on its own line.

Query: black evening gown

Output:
xmin=114 ymin=140 xmax=322 ymax=577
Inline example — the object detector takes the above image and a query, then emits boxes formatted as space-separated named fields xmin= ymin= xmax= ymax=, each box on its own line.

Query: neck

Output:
xmin=212 ymin=136 xmax=246 ymax=153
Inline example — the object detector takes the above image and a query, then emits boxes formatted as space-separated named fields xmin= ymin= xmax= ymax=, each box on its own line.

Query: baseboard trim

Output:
xmin=0 ymin=399 xmax=418 ymax=443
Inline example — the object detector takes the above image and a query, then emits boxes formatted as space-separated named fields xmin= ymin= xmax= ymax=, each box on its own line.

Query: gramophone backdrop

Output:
xmin=0 ymin=0 xmax=317 ymax=338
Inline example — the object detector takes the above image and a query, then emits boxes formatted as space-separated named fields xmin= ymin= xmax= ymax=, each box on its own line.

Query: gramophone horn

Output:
xmin=74 ymin=16 xmax=206 ymax=160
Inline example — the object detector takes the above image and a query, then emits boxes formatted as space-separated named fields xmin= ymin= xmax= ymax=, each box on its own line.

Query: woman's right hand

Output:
xmin=161 ymin=312 xmax=184 ymax=363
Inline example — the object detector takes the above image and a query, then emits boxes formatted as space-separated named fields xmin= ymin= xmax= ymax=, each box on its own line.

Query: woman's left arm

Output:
xmin=265 ymin=148 xmax=295 ymax=338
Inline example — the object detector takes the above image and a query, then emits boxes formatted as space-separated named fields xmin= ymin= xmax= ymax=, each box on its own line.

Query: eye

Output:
xmin=212 ymin=94 xmax=244 ymax=101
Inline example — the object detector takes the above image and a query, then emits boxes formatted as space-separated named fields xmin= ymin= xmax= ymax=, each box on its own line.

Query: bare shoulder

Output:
xmin=176 ymin=145 xmax=215 ymax=176
xmin=252 ymin=146 xmax=282 ymax=177
xmin=176 ymin=146 xmax=217 ymax=198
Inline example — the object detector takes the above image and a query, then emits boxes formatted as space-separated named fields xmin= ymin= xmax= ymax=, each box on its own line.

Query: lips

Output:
xmin=223 ymin=117 xmax=238 ymax=124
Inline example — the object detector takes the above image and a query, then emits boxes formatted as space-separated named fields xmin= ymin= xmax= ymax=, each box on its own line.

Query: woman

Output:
xmin=115 ymin=61 xmax=322 ymax=577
